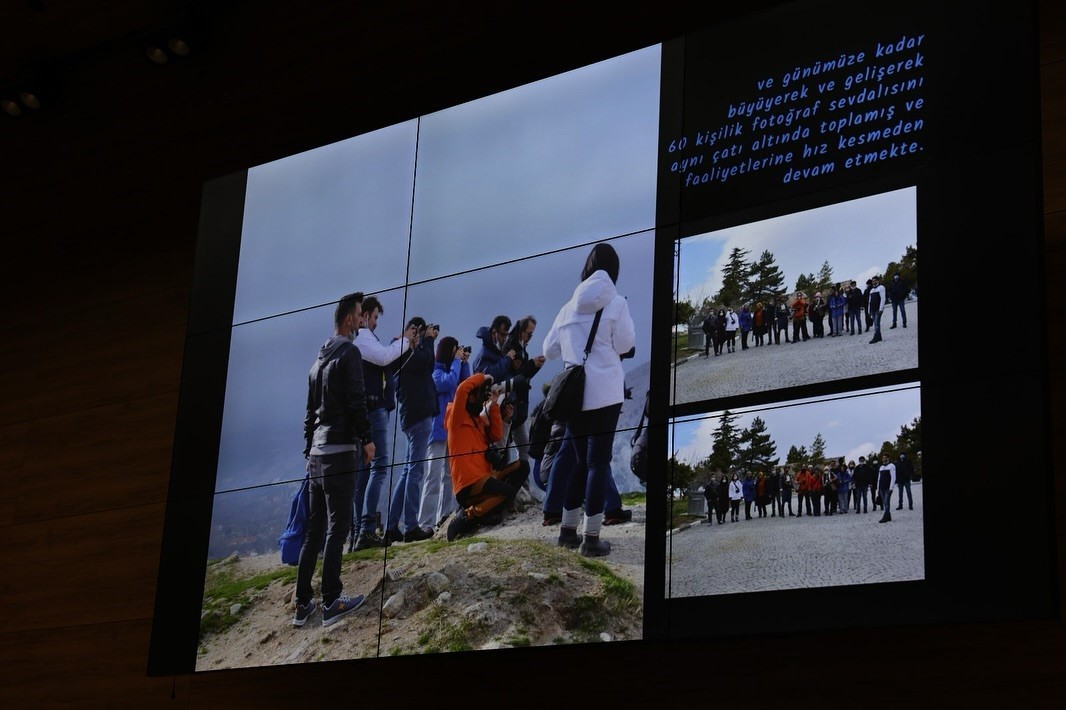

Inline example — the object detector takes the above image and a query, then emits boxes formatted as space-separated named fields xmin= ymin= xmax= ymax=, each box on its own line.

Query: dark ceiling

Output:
xmin=1 ymin=1 xmax=781 ymax=302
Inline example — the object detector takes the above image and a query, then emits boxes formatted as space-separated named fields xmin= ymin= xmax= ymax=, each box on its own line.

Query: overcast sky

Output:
xmin=668 ymin=382 xmax=921 ymax=468
xmin=676 ymin=186 xmax=916 ymax=305
xmin=232 ymin=43 xmax=661 ymax=326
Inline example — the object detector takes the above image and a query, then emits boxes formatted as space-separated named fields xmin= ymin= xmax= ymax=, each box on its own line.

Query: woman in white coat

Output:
xmin=543 ymin=243 xmax=636 ymax=557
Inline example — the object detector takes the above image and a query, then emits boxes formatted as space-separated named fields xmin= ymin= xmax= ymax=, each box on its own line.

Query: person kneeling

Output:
xmin=446 ymin=373 xmax=529 ymax=541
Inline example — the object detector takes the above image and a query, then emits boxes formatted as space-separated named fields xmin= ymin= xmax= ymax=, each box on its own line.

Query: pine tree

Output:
xmin=815 ymin=260 xmax=834 ymax=294
xmin=737 ymin=416 xmax=779 ymax=471
xmin=715 ymin=247 xmax=751 ymax=307
xmin=810 ymin=432 xmax=827 ymax=465
xmin=708 ymin=410 xmax=741 ymax=473
xmin=746 ymin=250 xmax=786 ymax=305
xmin=795 ymin=272 xmax=816 ymax=295
xmin=786 ymin=444 xmax=809 ymax=467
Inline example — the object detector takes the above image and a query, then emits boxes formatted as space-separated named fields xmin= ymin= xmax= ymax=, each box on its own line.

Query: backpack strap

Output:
xmin=582 ymin=309 xmax=604 ymax=364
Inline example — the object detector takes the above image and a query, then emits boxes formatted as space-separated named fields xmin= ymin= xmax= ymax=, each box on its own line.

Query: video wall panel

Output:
xmin=149 ymin=0 xmax=1053 ymax=676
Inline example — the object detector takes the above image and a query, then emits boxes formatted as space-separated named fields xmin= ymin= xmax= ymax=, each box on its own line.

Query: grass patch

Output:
xmin=670 ymin=498 xmax=704 ymax=529
xmin=200 ymin=563 xmax=298 ymax=641
xmin=415 ymin=605 xmax=481 ymax=654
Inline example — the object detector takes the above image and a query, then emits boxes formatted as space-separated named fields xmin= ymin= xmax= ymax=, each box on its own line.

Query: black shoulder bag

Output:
xmin=541 ymin=309 xmax=602 ymax=425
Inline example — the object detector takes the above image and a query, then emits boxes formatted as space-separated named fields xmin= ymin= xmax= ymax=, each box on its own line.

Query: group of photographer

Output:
xmin=698 ymin=272 xmax=910 ymax=355
xmin=446 ymin=243 xmax=638 ymax=559
xmin=701 ymin=452 xmax=916 ymax=527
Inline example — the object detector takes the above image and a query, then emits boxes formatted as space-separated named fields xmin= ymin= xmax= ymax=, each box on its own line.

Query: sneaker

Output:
xmin=353 ymin=531 xmax=387 ymax=551
xmin=321 ymin=594 xmax=364 ymax=627
xmin=384 ymin=527 xmax=404 ymax=544
xmin=403 ymin=526 xmax=434 ymax=543
xmin=446 ymin=509 xmax=475 ymax=541
xmin=603 ymin=508 xmax=632 ymax=525
xmin=557 ymin=526 xmax=582 ymax=549
xmin=292 ymin=599 xmax=317 ymax=627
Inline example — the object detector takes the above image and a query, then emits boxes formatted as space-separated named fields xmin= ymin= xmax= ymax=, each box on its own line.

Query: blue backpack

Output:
xmin=278 ymin=474 xmax=312 ymax=565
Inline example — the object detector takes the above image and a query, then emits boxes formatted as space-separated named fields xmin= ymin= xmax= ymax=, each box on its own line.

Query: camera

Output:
xmin=491 ymin=379 xmax=513 ymax=395
xmin=462 ymin=345 xmax=472 ymax=354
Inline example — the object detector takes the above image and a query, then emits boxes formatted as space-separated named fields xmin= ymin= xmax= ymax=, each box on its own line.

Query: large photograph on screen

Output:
xmin=195 ymin=45 xmax=661 ymax=669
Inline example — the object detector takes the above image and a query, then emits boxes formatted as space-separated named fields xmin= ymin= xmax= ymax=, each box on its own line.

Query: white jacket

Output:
xmin=543 ymin=270 xmax=636 ymax=412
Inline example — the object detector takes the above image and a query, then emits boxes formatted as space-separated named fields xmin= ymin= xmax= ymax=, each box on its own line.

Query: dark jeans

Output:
xmin=897 ymin=480 xmax=913 ymax=509
xmin=298 ymin=451 xmax=357 ymax=606
xmin=891 ymin=299 xmax=907 ymax=326
xmin=543 ymin=434 xmax=625 ymax=516
xmin=562 ymin=402 xmax=622 ymax=516
xmin=854 ymin=485 xmax=868 ymax=512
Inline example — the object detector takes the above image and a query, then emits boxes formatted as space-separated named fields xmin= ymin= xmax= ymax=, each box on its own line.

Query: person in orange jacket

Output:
xmin=445 ymin=372 xmax=529 ymax=541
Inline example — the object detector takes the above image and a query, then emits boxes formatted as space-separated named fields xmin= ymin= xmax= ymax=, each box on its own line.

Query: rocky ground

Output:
xmin=196 ymin=493 xmax=647 ymax=671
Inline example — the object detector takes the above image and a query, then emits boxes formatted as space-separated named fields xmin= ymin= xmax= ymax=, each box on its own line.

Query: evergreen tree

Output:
xmin=795 ymin=272 xmax=816 ymax=295
xmin=715 ymin=247 xmax=751 ymax=307
xmin=675 ymin=298 xmax=695 ymax=326
xmin=737 ymin=416 xmax=779 ymax=471
xmin=746 ymin=250 xmax=786 ymax=305
xmin=815 ymin=260 xmax=834 ymax=294
xmin=786 ymin=444 xmax=809 ymax=466
xmin=708 ymin=410 xmax=741 ymax=472
xmin=669 ymin=454 xmax=699 ymax=498
xmin=810 ymin=432 xmax=827 ymax=465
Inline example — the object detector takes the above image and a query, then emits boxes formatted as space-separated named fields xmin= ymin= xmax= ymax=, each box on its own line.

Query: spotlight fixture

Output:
xmin=137 ymin=12 xmax=207 ymax=67
xmin=0 ymin=87 xmax=45 ymax=119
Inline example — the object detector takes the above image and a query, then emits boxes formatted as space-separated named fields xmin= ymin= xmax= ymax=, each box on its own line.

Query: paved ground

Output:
xmin=666 ymin=483 xmax=924 ymax=597
xmin=672 ymin=301 xmax=919 ymax=404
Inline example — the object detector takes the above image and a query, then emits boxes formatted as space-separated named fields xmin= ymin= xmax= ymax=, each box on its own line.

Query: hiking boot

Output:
xmin=557 ymin=526 xmax=582 ymax=549
xmin=578 ymin=534 xmax=611 ymax=557
xmin=603 ymin=508 xmax=632 ymax=525
xmin=292 ymin=599 xmax=317 ymax=627
xmin=353 ymin=531 xmax=387 ymax=551
xmin=542 ymin=513 xmax=562 ymax=527
xmin=322 ymin=594 xmax=364 ymax=627
xmin=403 ymin=526 xmax=434 ymax=543
xmin=384 ymin=527 xmax=404 ymax=544
xmin=480 ymin=509 xmax=504 ymax=526
xmin=446 ymin=509 xmax=475 ymax=541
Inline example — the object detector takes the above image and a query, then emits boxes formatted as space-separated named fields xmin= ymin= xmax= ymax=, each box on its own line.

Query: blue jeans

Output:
xmin=837 ymin=484 xmax=849 ymax=512
xmin=562 ymin=403 xmax=622 ymax=516
xmin=298 ymin=451 xmax=356 ymax=606
xmin=353 ymin=407 xmax=390 ymax=535
xmin=847 ymin=309 xmax=861 ymax=333
xmin=388 ymin=416 xmax=433 ymax=532
xmin=854 ymin=485 xmax=868 ymax=512
xmin=418 ymin=439 xmax=454 ymax=529
xmin=872 ymin=309 xmax=883 ymax=337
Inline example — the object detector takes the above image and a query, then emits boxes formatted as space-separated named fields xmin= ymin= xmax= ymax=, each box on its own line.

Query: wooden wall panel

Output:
xmin=15 ymin=393 xmax=177 ymax=523
xmin=0 ymin=620 xmax=189 ymax=709
xmin=29 ymin=286 xmax=187 ymax=421
xmin=0 ymin=503 xmax=164 ymax=635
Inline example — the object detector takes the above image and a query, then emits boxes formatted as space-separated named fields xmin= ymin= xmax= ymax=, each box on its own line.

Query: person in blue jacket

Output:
xmin=738 ymin=304 xmax=753 ymax=350
xmin=741 ymin=471 xmax=756 ymax=520
xmin=418 ymin=336 xmax=470 ymax=533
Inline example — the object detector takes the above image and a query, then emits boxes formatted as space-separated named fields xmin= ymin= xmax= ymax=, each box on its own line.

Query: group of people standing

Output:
xmin=292 ymin=243 xmax=638 ymax=626
xmin=698 ymin=272 xmax=911 ymax=355
xmin=701 ymin=452 xmax=917 ymax=527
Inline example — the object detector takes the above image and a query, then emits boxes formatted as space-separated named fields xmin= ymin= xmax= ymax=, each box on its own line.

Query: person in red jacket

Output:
xmin=445 ymin=372 xmax=529 ymax=541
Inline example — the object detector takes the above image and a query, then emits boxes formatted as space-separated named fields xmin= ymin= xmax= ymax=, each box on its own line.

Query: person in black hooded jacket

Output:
xmin=295 ymin=292 xmax=375 ymax=628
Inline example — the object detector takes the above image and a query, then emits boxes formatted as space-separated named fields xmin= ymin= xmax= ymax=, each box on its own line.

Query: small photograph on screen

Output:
xmin=408 ymin=44 xmax=661 ymax=283
xmin=233 ymin=119 xmax=419 ymax=325
xmin=666 ymin=383 xmax=924 ymax=598
xmin=671 ymin=187 xmax=918 ymax=407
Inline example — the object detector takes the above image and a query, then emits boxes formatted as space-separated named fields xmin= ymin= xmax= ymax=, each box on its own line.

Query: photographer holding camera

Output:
xmin=384 ymin=317 xmax=439 ymax=544
xmin=445 ymin=372 xmax=530 ymax=541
